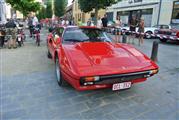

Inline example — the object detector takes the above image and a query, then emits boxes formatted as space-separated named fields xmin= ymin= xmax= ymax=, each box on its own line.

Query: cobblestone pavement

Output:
xmin=0 ymin=29 xmax=179 ymax=120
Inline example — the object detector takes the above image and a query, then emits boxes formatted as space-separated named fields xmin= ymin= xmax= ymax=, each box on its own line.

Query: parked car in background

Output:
xmin=121 ymin=24 xmax=171 ymax=39
xmin=47 ymin=26 xmax=159 ymax=91
xmin=155 ymin=25 xmax=179 ymax=42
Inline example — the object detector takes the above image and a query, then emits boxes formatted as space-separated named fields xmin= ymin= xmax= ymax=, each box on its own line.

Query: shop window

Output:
xmin=171 ymin=1 xmax=179 ymax=24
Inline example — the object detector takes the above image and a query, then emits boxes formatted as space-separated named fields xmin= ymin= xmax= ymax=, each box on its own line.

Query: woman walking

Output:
xmin=114 ymin=16 xmax=122 ymax=43
xmin=138 ymin=18 xmax=145 ymax=46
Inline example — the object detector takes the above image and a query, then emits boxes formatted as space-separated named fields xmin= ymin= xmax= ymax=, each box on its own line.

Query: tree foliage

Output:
xmin=54 ymin=0 xmax=67 ymax=17
xmin=37 ymin=6 xmax=46 ymax=20
xmin=78 ymin=0 xmax=119 ymax=13
xmin=6 ymin=0 xmax=41 ymax=16
xmin=45 ymin=0 xmax=53 ymax=18
xmin=78 ymin=0 xmax=121 ymax=24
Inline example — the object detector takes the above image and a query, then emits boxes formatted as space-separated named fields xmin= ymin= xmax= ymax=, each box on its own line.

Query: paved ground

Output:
xmin=0 ymin=29 xmax=179 ymax=120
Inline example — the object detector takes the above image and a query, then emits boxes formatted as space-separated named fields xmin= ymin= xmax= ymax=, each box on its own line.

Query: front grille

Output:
xmin=95 ymin=71 xmax=150 ymax=85
xmin=80 ymin=71 xmax=151 ymax=85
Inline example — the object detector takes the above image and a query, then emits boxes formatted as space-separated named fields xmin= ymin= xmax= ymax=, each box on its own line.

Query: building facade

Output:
xmin=72 ymin=0 xmax=106 ymax=24
xmin=65 ymin=4 xmax=73 ymax=20
xmin=107 ymin=0 xmax=179 ymax=27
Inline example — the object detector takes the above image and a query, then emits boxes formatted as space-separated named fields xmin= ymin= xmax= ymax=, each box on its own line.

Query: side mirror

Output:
xmin=49 ymin=27 xmax=54 ymax=33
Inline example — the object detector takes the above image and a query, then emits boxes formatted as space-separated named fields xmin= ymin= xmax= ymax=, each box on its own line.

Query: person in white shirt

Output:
xmin=32 ymin=16 xmax=39 ymax=26
xmin=114 ymin=16 xmax=122 ymax=43
xmin=62 ymin=18 xmax=69 ymax=26
xmin=97 ymin=16 xmax=102 ymax=28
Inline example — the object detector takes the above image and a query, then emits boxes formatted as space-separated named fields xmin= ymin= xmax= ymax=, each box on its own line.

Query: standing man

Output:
xmin=28 ymin=16 xmax=33 ymax=37
xmin=0 ymin=24 xmax=6 ymax=48
xmin=128 ymin=15 xmax=138 ymax=44
xmin=32 ymin=14 xmax=39 ymax=27
xmin=101 ymin=14 xmax=108 ymax=31
xmin=5 ymin=18 xmax=17 ymax=49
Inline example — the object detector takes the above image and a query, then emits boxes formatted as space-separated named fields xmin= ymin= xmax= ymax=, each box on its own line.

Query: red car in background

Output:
xmin=155 ymin=25 xmax=179 ymax=42
xmin=47 ymin=26 xmax=159 ymax=91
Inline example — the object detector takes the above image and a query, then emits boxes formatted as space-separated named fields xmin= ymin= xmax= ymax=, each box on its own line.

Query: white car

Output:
xmin=121 ymin=24 xmax=171 ymax=39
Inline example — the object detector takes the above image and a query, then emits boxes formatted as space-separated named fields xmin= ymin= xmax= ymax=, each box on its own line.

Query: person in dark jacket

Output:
xmin=101 ymin=14 xmax=108 ymax=28
xmin=5 ymin=19 xmax=17 ymax=49
xmin=0 ymin=24 xmax=6 ymax=48
xmin=128 ymin=15 xmax=138 ymax=44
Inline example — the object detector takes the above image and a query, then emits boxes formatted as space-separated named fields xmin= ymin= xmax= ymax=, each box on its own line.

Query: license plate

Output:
xmin=112 ymin=82 xmax=131 ymax=91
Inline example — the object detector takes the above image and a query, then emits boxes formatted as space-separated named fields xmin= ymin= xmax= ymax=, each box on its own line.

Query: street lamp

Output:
xmin=157 ymin=0 xmax=162 ymax=25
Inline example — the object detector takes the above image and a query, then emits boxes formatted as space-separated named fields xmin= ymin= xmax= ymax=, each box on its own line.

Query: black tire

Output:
xmin=145 ymin=31 xmax=153 ymax=39
xmin=55 ymin=56 xmax=65 ymax=86
xmin=160 ymin=38 xmax=167 ymax=42
xmin=47 ymin=50 xmax=52 ymax=59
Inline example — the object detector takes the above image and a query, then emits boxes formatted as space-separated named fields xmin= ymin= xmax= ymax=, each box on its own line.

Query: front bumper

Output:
xmin=79 ymin=70 xmax=156 ymax=87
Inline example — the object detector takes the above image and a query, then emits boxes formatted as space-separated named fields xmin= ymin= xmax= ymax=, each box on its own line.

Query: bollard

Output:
xmin=122 ymin=33 xmax=127 ymax=43
xmin=151 ymin=41 xmax=159 ymax=62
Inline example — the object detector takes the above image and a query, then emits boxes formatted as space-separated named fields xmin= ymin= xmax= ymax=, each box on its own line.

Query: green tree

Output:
xmin=78 ymin=0 xmax=121 ymax=24
xmin=45 ymin=0 xmax=52 ymax=18
xmin=6 ymin=0 xmax=41 ymax=16
xmin=54 ymin=0 xmax=67 ymax=17
xmin=37 ymin=6 xmax=46 ymax=20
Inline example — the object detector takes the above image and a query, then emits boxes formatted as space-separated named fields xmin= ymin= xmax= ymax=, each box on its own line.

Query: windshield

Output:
xmin=63 ymin=27 xmax=112 ymax=43
xmin=171 ymin=25 xmax=179 ymax=30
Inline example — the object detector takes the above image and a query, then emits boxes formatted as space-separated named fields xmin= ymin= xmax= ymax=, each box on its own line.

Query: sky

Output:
xmin=68 ymin=0 xmax=73 ymax=6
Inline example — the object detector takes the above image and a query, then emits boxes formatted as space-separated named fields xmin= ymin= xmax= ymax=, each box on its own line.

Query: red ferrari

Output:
xmin=47 ymin=26 xmax=159 ymax=91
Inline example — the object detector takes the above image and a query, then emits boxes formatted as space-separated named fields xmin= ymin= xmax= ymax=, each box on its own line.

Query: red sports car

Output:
xmin=47 ymin=26 xmax=159 ymax=91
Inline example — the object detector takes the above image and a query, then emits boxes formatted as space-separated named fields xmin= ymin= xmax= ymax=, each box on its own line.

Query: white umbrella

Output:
xmin=0 ymin=0 xmax=7 ymax=24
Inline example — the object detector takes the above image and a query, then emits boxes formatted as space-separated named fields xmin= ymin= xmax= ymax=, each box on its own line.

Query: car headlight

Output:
xmin=149 ymin=69 xmax=159 ymax=75
xmin=82 ymin=76 xmax=100 ymax=82
xmin=80 ymin=76 xmax=100 ymax=85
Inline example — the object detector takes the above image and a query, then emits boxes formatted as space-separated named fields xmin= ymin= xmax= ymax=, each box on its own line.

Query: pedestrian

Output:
xmin=97 ymin=16 xmax=102 ymax=28
xmin=77 ymin=19 xmax=82 ymax=26
xmin=128 ymin=15 xmax=138 ymax=44
xmin=87 ymin=18 xmax=92 ymax=26
xmin=32 ymin=15 xmax=39 ymax=27
xmin=138 ymin=18 xmax=145 ymax=46
xmin=0 ymin=24 xmax=6 ymax=48
xmin=101 ymin=14 xmax=108 ymax=31
xmin=114 ymin=15 xmax=122 ymax=43
xmin=101 ymin=14 xmax=108 ymax=27
xmin=28 ymin=17 xmax=33 ymax=37
xmin=5 ymin=18 xmax=17 ymax=49
xmin=71 ymin=17 xmax=75 ymax=25
xmin=62 ymin=18 xmax=69 ymax=26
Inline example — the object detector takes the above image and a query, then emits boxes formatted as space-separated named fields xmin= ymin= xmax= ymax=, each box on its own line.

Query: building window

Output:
xmin=171 ymin=1 xmax=179 ymax=24
xmin=134 ymin=0 xmax=142 ymax=3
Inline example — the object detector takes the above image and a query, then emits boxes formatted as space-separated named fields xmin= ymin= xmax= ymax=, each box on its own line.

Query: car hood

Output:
xmin=63 ymin=42 xmax=158 ymax=76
